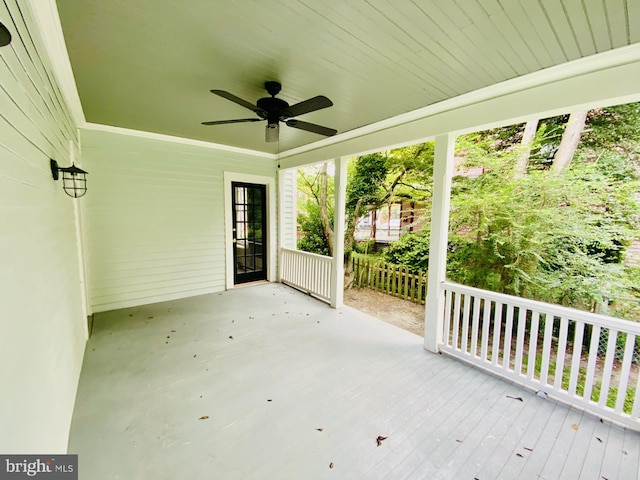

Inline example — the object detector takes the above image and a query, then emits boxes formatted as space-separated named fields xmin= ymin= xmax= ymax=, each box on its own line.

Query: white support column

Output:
xmin=424 ymin=133 xmax=455 ymax=352
xmin=331 ymin=157 xmax=347 ymax=308
xmin=277 ymin=168 xmax=286 ymax=282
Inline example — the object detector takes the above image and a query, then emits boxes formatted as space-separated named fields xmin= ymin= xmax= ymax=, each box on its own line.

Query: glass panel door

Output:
xmin=232 ymin=182 xmax=267 ymax=284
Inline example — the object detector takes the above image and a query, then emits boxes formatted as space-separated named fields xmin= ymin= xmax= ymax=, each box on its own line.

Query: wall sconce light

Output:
xmin=51 ymin=159 xmax=88 ymax=198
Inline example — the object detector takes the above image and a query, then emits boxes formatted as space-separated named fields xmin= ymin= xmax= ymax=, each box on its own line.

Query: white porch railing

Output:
xmin=441 ymin=281 xmax=640 ymax=430
xmin=280 ymin=248 xmax=332 ymax=303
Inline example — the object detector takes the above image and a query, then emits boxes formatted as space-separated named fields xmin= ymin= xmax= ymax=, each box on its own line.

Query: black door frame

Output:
xmin=231 ymin=182 xmax=267 ymax=284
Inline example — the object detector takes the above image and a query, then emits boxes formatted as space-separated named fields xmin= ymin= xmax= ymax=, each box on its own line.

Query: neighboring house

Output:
xmin=3 ymin=0 xmax=640 ymax=455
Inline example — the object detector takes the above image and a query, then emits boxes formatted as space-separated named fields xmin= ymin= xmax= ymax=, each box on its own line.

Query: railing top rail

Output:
xmin=442 ymin=280 xmax=640 ymax=335
xmin=280 ymin=247 xmax=334 ymax=263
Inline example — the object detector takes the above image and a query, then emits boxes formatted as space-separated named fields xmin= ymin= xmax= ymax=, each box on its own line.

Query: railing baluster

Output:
xmin=480 ymin=298 xmax=491 ymax=362
xmin=503 ymin=304 xmax=514 ymax=370
xmin=491 ymin=302 xmax=503 ymax=366
xmin=452 ymin=291 xmax=462 ymax=351
xmin=599 ymin=329 xmax=618 ymax=408
xmin=444 ymin=288 xmax=453 ymax=347
xmin=527 ymin=310 xmax=540 ymax=381
xmin=471 ymin=294 xmax=481 ymax=357
xmin=461 ymin=294 xmax=471 ymax=355
xmin=568 ymin=321 xmax=585 ymax=396
xmin=615 ymin=333 xmax=635 ymax=414
xmin=514 ymin=307 xmax=527 ymax=375
xmin=584 ymin=325 xmax=601 ymax=403
xmin=554 ymin=317 xmax=569 ymax=391
xmin=540 ymin=314 xmax=554 ymax=386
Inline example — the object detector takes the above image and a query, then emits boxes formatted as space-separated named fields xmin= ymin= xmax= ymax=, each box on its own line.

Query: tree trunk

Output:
xmin=514 ymin=119 xmax=538 ymax=177
xmin=551 ymin=111 xmax=588 ymax=173
xmin=343 ymin=198 xmax=364 ymax=289
xmin=318 ymin=162 xmax=334 ymax=256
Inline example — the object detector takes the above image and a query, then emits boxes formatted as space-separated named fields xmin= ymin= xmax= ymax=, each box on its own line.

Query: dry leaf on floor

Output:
xmin=524 ymin=447 xmax=533 ymax=451
xmin=516 ymin=453 xmax=523 ymax=458
xmin=596 ymin=437 xmax=603 ymax=443
xmin=571 ymin=424 xmax=579 ymax=430
xmin=376 ymin=436 xmax=388 ymax=446
xmin=199 ymin=416 xmax=209 ymax=420
xmin=506 ymin=395 xmax=523 ymax=402
xmin=267 ymin=399 xmax=272 ymax=402
xmin=228 ymin=336 xmax=234 ymax=339
xmin=316 ymin=428 xmax=323 ymax=432
xmin=329 ymin=463 xmax=334 ymax=469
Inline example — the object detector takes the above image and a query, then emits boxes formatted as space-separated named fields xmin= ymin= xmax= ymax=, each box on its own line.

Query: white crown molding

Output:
xmin=83 ymin=123 xmax=276 ymax=158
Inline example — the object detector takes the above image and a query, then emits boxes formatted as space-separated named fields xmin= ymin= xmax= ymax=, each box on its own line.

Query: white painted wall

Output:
xmin=81 ymin=128 xmax=276 ymax=312
xmin=0 ymin=1 xmax=87 ymax=453
xmin=278 ymin=168 xmax=297 ymax=250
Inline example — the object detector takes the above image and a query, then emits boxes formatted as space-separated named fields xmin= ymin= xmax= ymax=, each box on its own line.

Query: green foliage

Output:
xmin=346 ymin=153 xmax=387 ymax=215
xmin=382 ymin=227 xmax=431 ymax=272
xmin=297 ymin=197 xmax=331 ymax=255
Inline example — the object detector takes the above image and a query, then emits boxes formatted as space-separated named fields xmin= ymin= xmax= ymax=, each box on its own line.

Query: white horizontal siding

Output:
xmin=278 ymin=168 xmax=297 ymax=250
xmin=81 ymin=129 xmax=276 ymax=312
xmin=0 ymin=0 xmax=86 ymax=453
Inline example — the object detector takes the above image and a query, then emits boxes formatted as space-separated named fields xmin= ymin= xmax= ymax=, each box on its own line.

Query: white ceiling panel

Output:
xmin=55 ymin=0 xmax=640 ymax=154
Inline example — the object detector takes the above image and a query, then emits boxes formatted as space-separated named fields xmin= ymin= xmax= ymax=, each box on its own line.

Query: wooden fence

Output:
xmin=352 ymin=257 xmax=427 ymax=304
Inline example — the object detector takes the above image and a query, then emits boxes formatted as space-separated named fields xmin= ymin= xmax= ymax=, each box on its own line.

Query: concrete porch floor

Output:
xmin=69 ymin=283 xmax=640 ymax=479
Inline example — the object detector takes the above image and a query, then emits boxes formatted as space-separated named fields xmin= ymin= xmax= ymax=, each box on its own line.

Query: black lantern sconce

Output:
xmin=51 ymin=159 xmax=88 ymax=198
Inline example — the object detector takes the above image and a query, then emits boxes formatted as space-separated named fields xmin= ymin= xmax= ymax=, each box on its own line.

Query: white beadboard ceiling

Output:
xmin=55 ymin=0 xmax=640 ymax=155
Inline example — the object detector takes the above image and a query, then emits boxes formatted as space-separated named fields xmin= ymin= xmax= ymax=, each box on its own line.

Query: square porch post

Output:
xmin=424 ymin=133 xmax=455 ymax=352
xmin=331 ymin=157 xmax=347 ymax=308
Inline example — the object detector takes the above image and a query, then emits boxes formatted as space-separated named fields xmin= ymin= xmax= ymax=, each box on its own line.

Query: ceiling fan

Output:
xmin=202 ymin=81 xmax=337 ymax=143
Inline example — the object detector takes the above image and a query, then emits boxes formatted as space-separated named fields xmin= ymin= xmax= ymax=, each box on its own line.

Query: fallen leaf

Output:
xmin=596 ymin=437 xmax=603 ymax=443
xmin=523 ymin=447 xmax=533 ymax=452
xmin=506 ymin=395 xmax=524 ymax=402
xmin=316 ymin=428 xmax=323 ymax=432
xmin=329 ymin=463 xmax=334 ymax=469
xmin=148 ymin=316 xmax=153 ymax=319
xmin=516 ymin=453 xmax=523 ymax=458
xmin=600 ymin=418 xmax=604 ymax=423
xmin=199 ymin=416 xmax=209 ymax=420
xmin=166 ymin=336 xmax=170 ymax=339
xmin=193 ymin=354 xmax=197 ymax=358
xmin=171 ymin=330 xmax=176 ymax=332
xmin=267 ymin=399 xmax=272 ymax=402
xmin=623 ymin=450 xmax=628 ymax=455
xmin=376 ymin=436 xmax=388 ymax=447
xmin=572 ymin=424 xmax=579 ymax=431
xmin=228 ymin=336 xmax=234 ymax=340
xmin=455 ymin=439 xmax=463 ymax=443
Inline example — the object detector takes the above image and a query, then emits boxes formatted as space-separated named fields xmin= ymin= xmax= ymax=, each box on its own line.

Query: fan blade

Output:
xmin=283 ymin=95 xmax=333 ymax=118
xmin=286 ymin=119 xmax=337 ymax=137
xmin=202 ymin=118 xmax=263 ymax=125
xmin=210 ymin=90 xmax=266 ymax=116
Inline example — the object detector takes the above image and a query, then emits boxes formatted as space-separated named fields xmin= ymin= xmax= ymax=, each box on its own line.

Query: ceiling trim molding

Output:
xmin=83 ymin=123 xmax=276 ymax=159
xmin=25 ymin=0 xmax=86 ymax=127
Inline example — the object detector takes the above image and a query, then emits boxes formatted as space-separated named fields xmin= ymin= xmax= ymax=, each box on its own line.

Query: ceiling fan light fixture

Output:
xmin=203 ymin=82 xmax=336 ymax=143
xmin=266 ymin=122 xmax=279 ymax=143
